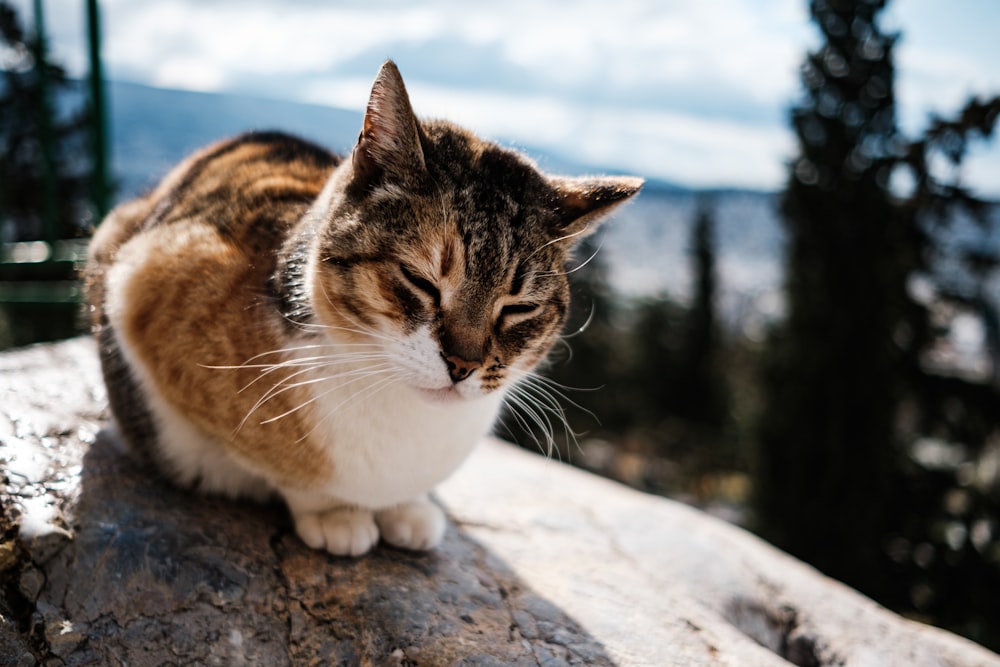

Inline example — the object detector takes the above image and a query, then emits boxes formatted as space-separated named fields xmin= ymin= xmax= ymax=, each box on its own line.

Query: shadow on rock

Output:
xmin=32 ymin=428 xmax=613 ymax=666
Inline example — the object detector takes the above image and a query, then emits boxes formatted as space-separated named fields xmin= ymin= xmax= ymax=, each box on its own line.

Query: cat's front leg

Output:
xmin=281 ymin=489 xmax=379 ymax=557
xmin=375 ymin=495 xmax=447 ymax=551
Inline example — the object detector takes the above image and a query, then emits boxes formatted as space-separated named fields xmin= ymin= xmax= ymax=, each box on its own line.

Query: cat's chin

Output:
xmin=414 ymin=386 xmax=467 ymax=404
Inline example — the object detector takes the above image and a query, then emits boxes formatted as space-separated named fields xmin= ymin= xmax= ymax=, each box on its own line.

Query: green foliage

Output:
xmin=755 ymin=0 xmax=1000 ymax=649
xmin=889 ymin=98 xmax=1000 ymax=649
xmin=671 ymin=197 xmax=730 ymax=427
xmin=0 ymin=0 xmax=94 ymax=241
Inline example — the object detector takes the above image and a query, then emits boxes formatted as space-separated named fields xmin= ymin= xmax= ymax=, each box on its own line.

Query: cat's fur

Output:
xmin=85 ymin=61 xmax=642 ymax=556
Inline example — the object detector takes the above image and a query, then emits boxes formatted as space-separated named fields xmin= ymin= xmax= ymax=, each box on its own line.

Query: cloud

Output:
xmin=10 ymin=0 xmax=999 ymax=194
xmin=304 ymin=77 xmax=793 ymax=188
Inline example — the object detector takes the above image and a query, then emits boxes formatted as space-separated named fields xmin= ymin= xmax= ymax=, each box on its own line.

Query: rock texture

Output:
xmin=1 ymin=337 xmax=998 ymax=666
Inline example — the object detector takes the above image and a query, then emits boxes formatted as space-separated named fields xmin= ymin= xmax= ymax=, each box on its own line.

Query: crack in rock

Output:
xmin=725 ymin=597 xmax=841 ymax=667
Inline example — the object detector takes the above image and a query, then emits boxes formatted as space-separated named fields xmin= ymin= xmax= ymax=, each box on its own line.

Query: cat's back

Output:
xmin=89 ymin=131 xmax=338 ymax=270
xmin=86 ymin=131 xmax=339 ymax=321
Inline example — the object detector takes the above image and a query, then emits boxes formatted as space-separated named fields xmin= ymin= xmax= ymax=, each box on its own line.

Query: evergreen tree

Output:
xmin=756 ymin=0 xmax=905 ymax=593
xmin=673 ymin=196 xmax=728 ymax=427
xmin=0 ymin=0 xmax=93 ymax=242
xmin=756 ymin=0 xmax=1000 ymax=647
xmin=890 ymin=95 xmax=1000 ymax=649
xmin=630 ymin=292 xmax=686 ymax=431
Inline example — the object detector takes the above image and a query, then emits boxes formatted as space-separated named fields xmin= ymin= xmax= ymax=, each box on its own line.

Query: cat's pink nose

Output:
xmin=444 ymin=354 xmax=482 ymax=383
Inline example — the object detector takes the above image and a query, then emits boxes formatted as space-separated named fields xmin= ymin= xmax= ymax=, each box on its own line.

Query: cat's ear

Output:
xmin=350 ymin=60 xmax=426 ymax=192
xmin=548 ymin=176 xmax=644 ymax=240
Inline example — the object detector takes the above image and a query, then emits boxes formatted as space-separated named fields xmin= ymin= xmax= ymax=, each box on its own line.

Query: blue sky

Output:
xmin=14 ymin=0 xmax=1000 ymax=194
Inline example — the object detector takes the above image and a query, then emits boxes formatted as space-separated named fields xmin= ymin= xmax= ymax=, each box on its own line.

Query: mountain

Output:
xmin=108 ymin=81 xmax=364 ymax=198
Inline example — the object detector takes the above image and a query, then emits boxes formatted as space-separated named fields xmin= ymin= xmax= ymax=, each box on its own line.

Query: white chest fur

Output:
xmin=300 ymin=354 xmax=505 ymax=509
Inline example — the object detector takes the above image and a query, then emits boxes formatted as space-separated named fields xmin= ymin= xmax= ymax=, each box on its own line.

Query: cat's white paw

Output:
xmin=293 ymin=507 xmax=379 ymax=557
xmin=375 ymin=497 xmax=446 ymax=551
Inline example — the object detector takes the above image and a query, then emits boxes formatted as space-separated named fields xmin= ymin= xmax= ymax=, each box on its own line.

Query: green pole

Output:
xmin=32 ymin=0 xmax=58 ymax=246
xmin=86 ymin=0 xmax=110 ymax=220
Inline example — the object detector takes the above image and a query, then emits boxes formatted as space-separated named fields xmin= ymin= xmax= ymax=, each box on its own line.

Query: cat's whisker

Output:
xmin=251 ymin=363 xmax=394 ymax=415
xmin=237 ymin=351 xmax=394 ymax=373
xmin=502 ymin=391 xmax=547 ymax=448
xmin=201 ymin=343 xmax=387 ymax=375
xmin=257 ymin=370 xmax=389 ymax=426
xmin=525 ymin=225 xmax=591 ymax=262
xmin=553 ymin=337 xmax=575 ymax=362
xmin=503 ymin=388 xmax=559 ymax=459
xmin=266 ymin=363 xmax=394 ymax=397
xmin=508 ymin=383 xmax=559 ymax=444
xmin=560 ymin=300 xmax=597 ymax=340
xmin=539 ymin=240 xmax=604 ymax=279
xmin=239 ymin=361 xmax=327 ymax=396
xmin=498 ymin=397 xmax=546 ymax=452
xmin=221 ymin=352 xmax=395 ymax=395
xmin=206 ymin=351 xmax=388 ymax=373
xmin=505 ymin=393 xmax=553 ymax=450
xmin=243 ymin=341 xmax=384 ymax=361
xmin=506 ymin=370 xmax=592 ymax=456
xmin=237 ymin=356 xmax=388 ymax=395
xmin=239 ymin=363 xmax=394 ymax=431
xmin=510 ymin=367 xmax=603 ymax=402
xmin=513 ymin=378 xmax=598 ymax=450
xmin=240 ymin=369 xmax=392 ymax=433
xmin=512 ymin=382 xmax=566 ymax=435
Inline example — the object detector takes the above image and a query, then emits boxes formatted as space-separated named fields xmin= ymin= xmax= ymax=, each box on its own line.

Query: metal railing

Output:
xmin=0 ymin=0 xmax=110 ymax=348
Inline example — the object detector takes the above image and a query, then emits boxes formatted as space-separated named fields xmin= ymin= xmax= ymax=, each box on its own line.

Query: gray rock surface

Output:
xmin=1 ymin=337 xmax=998 ymax=666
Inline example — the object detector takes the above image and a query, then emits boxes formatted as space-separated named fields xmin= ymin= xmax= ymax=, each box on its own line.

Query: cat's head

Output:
xmin=308 ymin=61 xmax=641 ymax=402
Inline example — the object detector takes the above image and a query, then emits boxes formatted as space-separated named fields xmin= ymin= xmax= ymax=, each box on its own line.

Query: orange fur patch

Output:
xmin=116 ymin=222 xmax=335 ymax=486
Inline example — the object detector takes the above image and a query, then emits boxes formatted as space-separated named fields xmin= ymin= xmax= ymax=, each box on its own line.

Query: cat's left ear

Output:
xmin=548 ymin=176 xmax=644 ymax=240
xmin=350 ymin=60 xmax=427 ymax=193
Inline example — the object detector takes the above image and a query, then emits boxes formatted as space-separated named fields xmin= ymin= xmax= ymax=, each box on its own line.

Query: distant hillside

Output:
xmin=107 ymin=80 xmax=691 ymax=197
xmin=108 ymin=81 xmax=364 ymax=198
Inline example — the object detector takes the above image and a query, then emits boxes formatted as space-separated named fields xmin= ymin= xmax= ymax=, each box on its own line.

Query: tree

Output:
xmin=672 ymin=196 xmax=729 ymax=427
xmin=888 ymin=95 xmax=1000 ymax=650
xmin=0 ymin=0 xmax=93 ymax=242
xmin=755 ymin=0 xmax=905 ymax=593
xmin=755 ymin=0 xmax=1000 ymax=648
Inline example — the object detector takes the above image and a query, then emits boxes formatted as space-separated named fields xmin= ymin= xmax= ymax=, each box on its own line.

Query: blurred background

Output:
xmin=2 ymin=0 xmax=999 ymax=652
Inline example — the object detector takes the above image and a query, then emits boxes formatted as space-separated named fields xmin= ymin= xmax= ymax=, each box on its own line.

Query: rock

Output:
xmin=1 ymin=337 xmax=998 ymax=666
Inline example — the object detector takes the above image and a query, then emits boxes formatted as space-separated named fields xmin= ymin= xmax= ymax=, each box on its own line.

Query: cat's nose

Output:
xmin=443 ymin=354 xmax=482 ymax=383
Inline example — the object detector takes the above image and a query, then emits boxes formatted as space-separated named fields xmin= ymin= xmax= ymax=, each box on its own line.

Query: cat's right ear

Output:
xmin=350 ymin=60 xmax=427 ymax=194
xmin=548 ymin=175 xmax=644 ymax=241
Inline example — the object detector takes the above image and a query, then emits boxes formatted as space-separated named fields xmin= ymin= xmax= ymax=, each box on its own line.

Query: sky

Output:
xmin=12 ymin=0 xmax=1000 ymax=195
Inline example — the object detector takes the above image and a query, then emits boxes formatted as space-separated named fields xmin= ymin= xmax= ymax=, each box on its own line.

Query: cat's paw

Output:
xmin=375 ymin=497 xmax=446 ymax=551
xmin=293 ymin=507 xmax=379 ymax=557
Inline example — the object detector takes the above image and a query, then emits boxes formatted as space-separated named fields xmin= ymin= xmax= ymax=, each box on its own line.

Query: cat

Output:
xmin=84 ymin=60 xmax=642 ymax=557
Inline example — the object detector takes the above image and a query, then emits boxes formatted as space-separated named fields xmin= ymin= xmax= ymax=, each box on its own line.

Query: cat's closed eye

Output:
xmin=400 ymin=264 xmax=440 ymax=306
xmin=499 ymin=302 xmax=542 ymax=326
